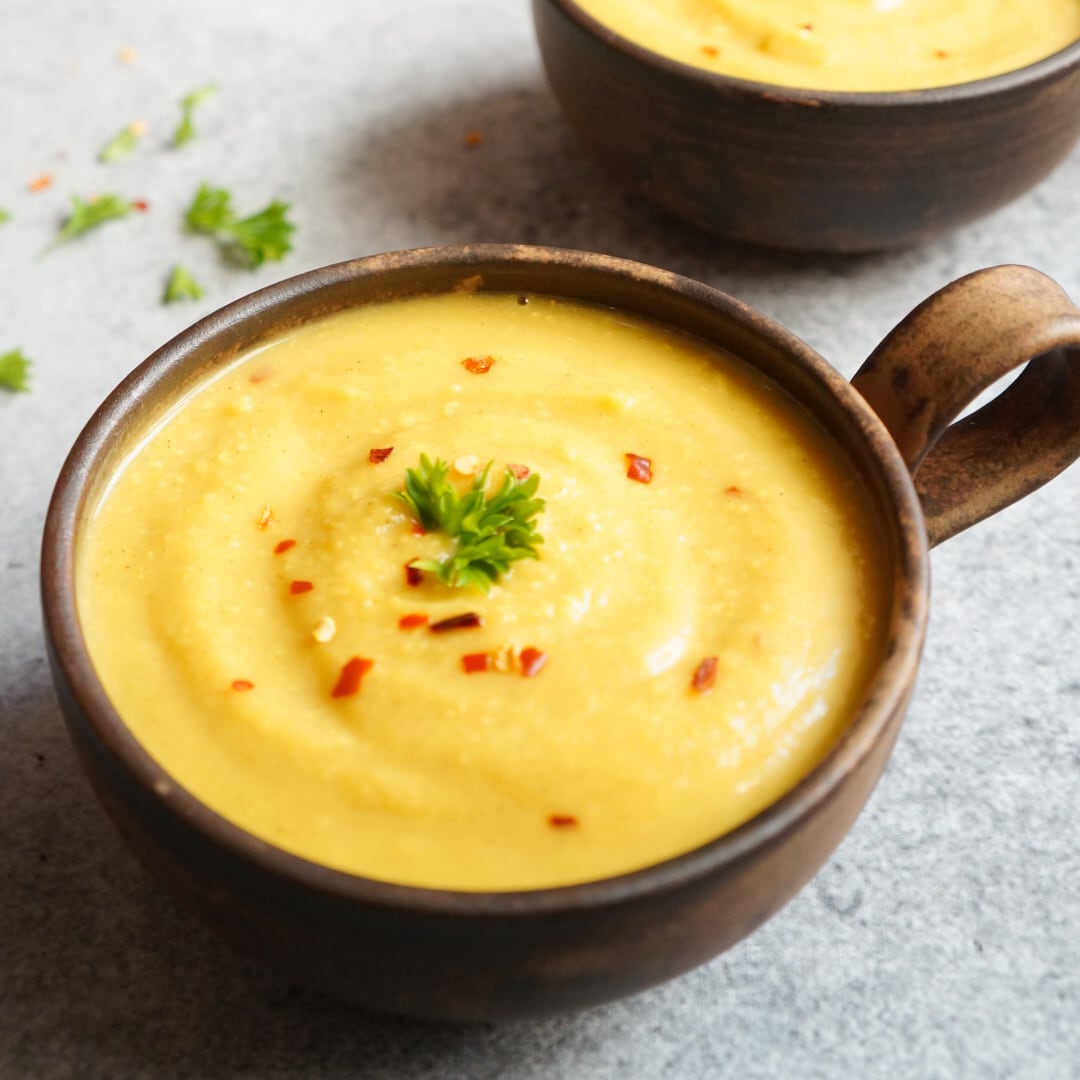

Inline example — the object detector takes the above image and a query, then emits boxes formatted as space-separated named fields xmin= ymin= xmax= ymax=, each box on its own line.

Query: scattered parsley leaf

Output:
xmin=394 ymin=455 xmax=545 ymax=591
xmin=0 ymin=208 xmax=10 ymax=225
xmin=184 ymin=182 xmax=295 ymax=267
xmin=50 ymin=193 xmax=133 ymax=247
xmin=99 ymin=122 xmax=145 ymax=163
xmin=0 ymin=349 xmax=32 ymax=393
xmin=163 ymin=264 xmax=205 ymax=303
xmin=184 ymin=182 xmax=232 ymax=232
xmin=173 ymin=84 xmax=217 ymax=147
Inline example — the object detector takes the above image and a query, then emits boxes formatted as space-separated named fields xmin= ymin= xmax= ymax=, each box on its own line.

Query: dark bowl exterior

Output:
xmin=41 ymin=245 xmax=929 ymax=1019
xmin=533 ymin=0 xmax=1080 ymax=252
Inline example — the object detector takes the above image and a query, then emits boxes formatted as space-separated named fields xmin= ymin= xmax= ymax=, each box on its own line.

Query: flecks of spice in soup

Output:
xmin=77 ymin=291 xmax=890 ymax=891
xmin=573 ymin=0 xmax=1080 ymax=91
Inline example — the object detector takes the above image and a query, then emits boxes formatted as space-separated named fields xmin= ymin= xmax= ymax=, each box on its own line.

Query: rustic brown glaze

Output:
xmin=39 ymin=247 xmax=1080 ymax=1019
xmin=852 ymin=265 xmax=1080 ymax=544
xmin=532 ymin=0 xmax=1080 ymax=252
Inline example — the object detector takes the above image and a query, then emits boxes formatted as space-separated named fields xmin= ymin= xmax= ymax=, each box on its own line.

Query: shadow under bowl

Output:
xmin=533 ymin=0 xmax=1080 ymax=252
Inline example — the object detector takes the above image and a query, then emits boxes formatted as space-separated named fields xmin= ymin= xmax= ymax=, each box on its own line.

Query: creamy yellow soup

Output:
xmin=574 ymin=0 xmax=1080 ymax=91
xmin=77 ymin=291 xmax=890 ymax=891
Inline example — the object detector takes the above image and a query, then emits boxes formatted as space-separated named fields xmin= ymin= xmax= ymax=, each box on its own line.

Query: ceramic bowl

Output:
xmin=41 ymin=246 xmax=1080 ymax=1019
xmin=532 ymin=0 xmax=1080 ymax=252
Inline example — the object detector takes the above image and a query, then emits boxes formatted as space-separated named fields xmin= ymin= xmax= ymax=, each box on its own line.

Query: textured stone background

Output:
xmin=1 ymin=2 xmax=1078 ymax=1077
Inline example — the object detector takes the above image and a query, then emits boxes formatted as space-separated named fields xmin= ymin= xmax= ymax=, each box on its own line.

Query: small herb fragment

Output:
xmin=184 ymin=182 xmax=295 ymax=267
xmin=0 ymin=349 xmax=32 ymax=393
xmin=173 ymin=84 xmax=217 ymax=147
xmin=51 ymin=193 xmax=133 ymax=246
xmin=163 ymin=264 xmax=205 ymax=303
xmin=99 ymin=121 xmax=146 ymax=163
xmin=394 ymin=455 xmax=545 ymax=592
xmin=0 ymin=208 xmax=10 ymax=225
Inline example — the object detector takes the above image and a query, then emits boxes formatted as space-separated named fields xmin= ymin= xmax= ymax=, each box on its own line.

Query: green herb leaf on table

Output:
xmin=184 ymin=182 xmax=295 ymax=267
xmin=0 ymin=349 xmax=32 ymax=393
xmin=394 ymin=455 xmax=545 ymax=591
xmin=0 ymin=208 xmax=10 ymax=225
xmin=99 ymin=122 xmax=145 ymax=163
xmin=173 ymin=84 xmax=218 ymax=148
xmin=163 ymin=264 xmax=205 ymax=303
xmin=51 ymin=193 xmax=133 ymax=246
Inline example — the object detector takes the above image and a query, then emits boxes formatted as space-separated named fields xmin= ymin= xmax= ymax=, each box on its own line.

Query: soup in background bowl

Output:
xmin=42 ymin=246 xmax=1080 ymax=1018
xmin=571 ymin=0 xmax=1080 ymax=92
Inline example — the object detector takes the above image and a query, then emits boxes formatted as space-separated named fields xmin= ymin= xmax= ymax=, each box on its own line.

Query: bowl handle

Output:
xmin=851 ymin=265 xmax=1080 ymax=548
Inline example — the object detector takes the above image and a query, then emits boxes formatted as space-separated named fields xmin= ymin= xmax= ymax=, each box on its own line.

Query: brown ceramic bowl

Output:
xmin=41 ymin=246 xmax=1080 ymax=1019
xmin=533 ymin=0 xmax=1080 ymax=252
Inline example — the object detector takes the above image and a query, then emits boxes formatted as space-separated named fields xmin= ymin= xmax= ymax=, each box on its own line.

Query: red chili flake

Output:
xmin=692 ymin=657 xmax=719 ymax=694
xmin=410 ymin=523 xmax=426 ymax=537
xmin=519 ymin=647 xmax=549 ymax=678
xmin=405 ymin=562 xmax=424 ymax=587
xmin=464 ymin=130 xmax=484 ymax=148
xmin=430 ymin=612 xmax=483 ymax=633
xmin=548 ymin=814 xmax=578 ymax=828
xmin=507 ymin=463 xmax=530 ymax=480
xmin=274 ymin=539 xmax=297 ymax=554
xmin=934 ymin=48 xmax=949 ymax=59
xmin=249 ymin=371 xmax=270 ymax=384
xmin=230 ymin=679 xmax=255 ymax=692
xmin=725 ymin=485 xmax=742 ymax=496
xmin=132 ymin=198 xmax=150 ymax=212
xmin=461 ymin=652 xmax=491 ymax=674
xmin=398 ymin=613 xmax=429 ymax=630
xmin=625 ymin=452 xmax=653 ymax=484
xmin=799 ymin=22 xmax=814 ymax=31
xmin=463 ymin=355 xmax=495 ymax=374
xmin=331 ymin=656 xmax=374 ymax=698
xmin=28 ymin=173 xmax=53 ymax=193
xmin=369 ymin=446 xmax=394 ymax=464
xmin=701 ymin=44 xmax=719 ymax=57
xmin=289 ymin=580 xmax=314 ymax=595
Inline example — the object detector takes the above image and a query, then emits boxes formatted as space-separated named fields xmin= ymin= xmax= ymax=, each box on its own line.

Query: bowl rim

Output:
xmin=539 ymin=0 xmax=1080 ymax=104
xmin=42 ymin=242 xmax=929 ymax=918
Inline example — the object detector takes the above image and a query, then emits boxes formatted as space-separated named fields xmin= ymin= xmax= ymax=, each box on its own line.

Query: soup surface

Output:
xmin=78 ymin=291 xmax=890 ymax=890
xmin=573 ymin=0 xmax=1080 ymax=91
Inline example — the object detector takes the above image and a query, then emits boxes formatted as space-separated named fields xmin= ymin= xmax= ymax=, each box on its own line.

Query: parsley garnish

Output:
xmin=51 ymin=194 xmax=133 ymax=246
xmin=394 ymin=456 xmax=545 ymax=591
xmin=163 ymin=264 xmax=205 ymax=303
xmin=0 ymin=349 xmax=32 ymax=393
xmin=0 ymin=208 xmax=10 ymax=225
xmin=99 ymin=122 xmax=144 ymax=163
xmin=173 ymin=85 xmax=217 ymax=148
xmin=183 ymin=182 xmax=295 ymax=267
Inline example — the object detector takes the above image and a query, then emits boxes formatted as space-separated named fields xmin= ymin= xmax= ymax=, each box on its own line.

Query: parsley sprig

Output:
xmin=0 ymin=349 xmax=32 ymax=393
xmin=51 ymin=193 xmax=133 ymax=246
xmin=99 ymin=122 xmax=144 ymax=163
xmin=395 ymin=455 xmax=545 ymax=591
xmin=173 ymin=85 xmax=217 ymax=148
xmin=163 ymin=264 xmax=205 ymax=303
xmin=184 ymin=182 xmax=294 ymax=267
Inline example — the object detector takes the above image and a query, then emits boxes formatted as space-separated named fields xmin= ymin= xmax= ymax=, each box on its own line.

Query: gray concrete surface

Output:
xmin=1 ymin=2 xmax=1078 ymax=1077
